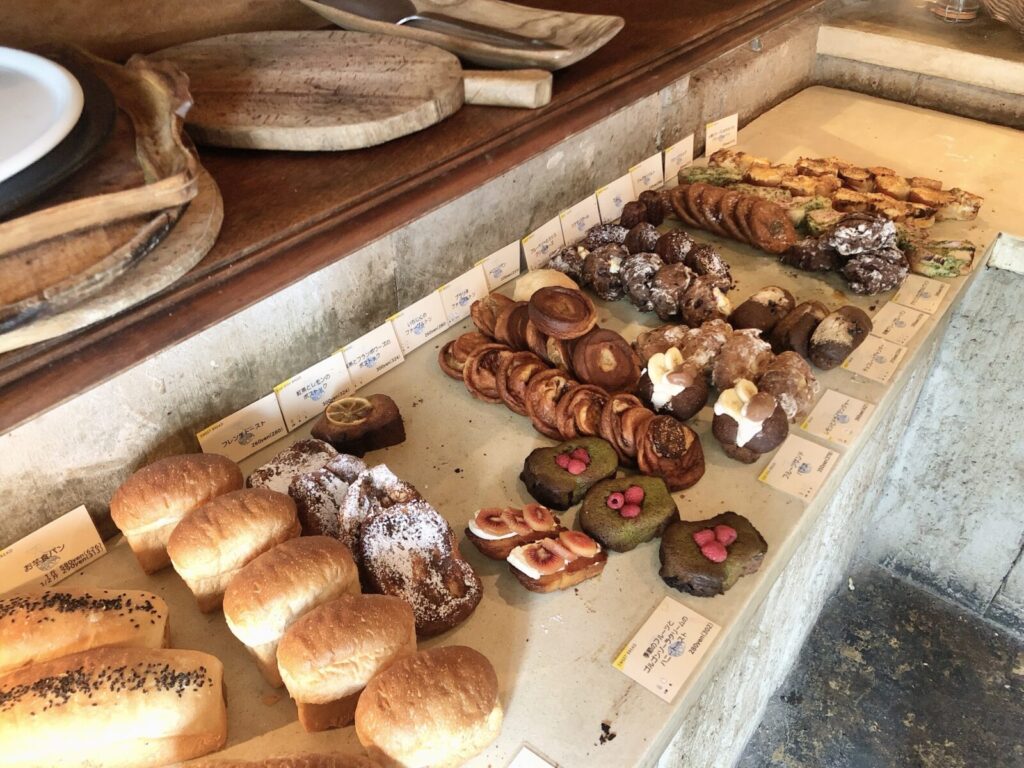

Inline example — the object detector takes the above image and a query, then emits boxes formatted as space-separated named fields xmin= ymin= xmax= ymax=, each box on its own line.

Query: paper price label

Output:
xmin=508 ymin=747 xmax=556 ymax=768
xmin=664 ymin=133 xmax=695 ymax=181
xmin=892 ymin=274 xmax=949 ymax=314
xmin=478 ymin=241 xmax=521 ymax=289
xmin=872 ymin=301 xmax=928 ymax=346
xmin=439 ymin=265 xmax=489 ymax=323
xmin=613 ymin=596 xmax=719 ymax=703
xmin=0 ymin=505 xmax=106 ymax=594
xmin=800 ymin=389 xmax=875 ymax=447
xmin=274 ymin=353 xmax=353 ymax=431
xmin=197 ymin=393 xmax=288 ymax=462
xmin=558 ymin=196 xmax=601 ymax=245
xmin=389 ymin=291 xmax=449 ymax=355
xmin=341 ymin=323 xmax=404 ymax=390
xmin=629 ymin=152 xmax=665 ymax=195
xmin=522 ymin=216 xmax=565 ymax=270
xmin=841 ymin=334 xmax=907 ymax=385
xmin=758 ymin=434 xmax=839 ymax=502
xmin=595 ymin=173 xmax=635 ymax=224
xmin=704 ymin=113 xmax=738 ymax=156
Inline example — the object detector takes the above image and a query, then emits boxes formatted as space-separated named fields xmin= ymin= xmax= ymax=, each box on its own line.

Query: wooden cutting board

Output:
xmin=148 ymin=30 xmax=551 ymax=151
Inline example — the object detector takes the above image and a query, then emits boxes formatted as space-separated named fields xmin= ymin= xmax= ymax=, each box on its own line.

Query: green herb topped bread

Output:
xmin=579 ymin=476 xmax=676 ymax=552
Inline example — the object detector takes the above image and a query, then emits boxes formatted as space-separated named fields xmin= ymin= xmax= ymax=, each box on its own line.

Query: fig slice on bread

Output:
xmin=506 ymin=531 xmax=607 ymax=593
xmin=465 ymin=505 xmax=565 ymax=561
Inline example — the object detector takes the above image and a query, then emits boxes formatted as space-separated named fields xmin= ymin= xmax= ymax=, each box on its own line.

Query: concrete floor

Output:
xmin=736 ymin=566 xmax=1024 ymax=768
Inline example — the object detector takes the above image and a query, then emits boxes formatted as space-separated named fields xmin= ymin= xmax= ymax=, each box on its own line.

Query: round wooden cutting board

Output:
xmin=148 ymin=30 xmax=466 ymax=151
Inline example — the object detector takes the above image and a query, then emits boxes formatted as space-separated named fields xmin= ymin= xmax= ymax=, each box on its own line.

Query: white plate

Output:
xmin=0 ymin=47 xmax=84 ymax=184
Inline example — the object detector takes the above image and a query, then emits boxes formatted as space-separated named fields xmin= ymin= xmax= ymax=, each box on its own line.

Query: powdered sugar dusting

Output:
xmin=248 ymin=439 xmax=338 ymax=494
xmin=338 ymin=465 xmax=421 ymax=554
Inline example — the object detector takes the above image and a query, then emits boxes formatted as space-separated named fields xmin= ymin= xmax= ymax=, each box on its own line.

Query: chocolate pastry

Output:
xmin=711 ymin=379 xmax=788 ymax=463
xmin=581 ymin=244 xmax=628 ymax=301
xmin=493 ymin=301 xmax=531 ymax=350
xmin=438 ymin=332 xmax=492 ymax=380
xmin=654 ymin=230 xmax=696 ymax=265
xmin=756 ymin=351 xmax=819 ymax=422
xmin=527 ymin=286 xmax=597 ymax=340
xmin=769 ymin=301 xmax=829 ymax=357
xmin=638 ymin=189 xmax=667 ymax=225
xmin=809 ymin=306 xmax=873 ymax=369
xmin=659 ymin=512 xmax=767 ymax=597
xmin=841 ymin=246 xmax=909 ymax=295
xmin=288 ymin=467 xmax=350 ymax=538
xmin=634 ymin=323 xmax=691 ymax=363
xmin=824 ymin=212 xmax=897 ymax=256
xmin=729 ymin=286 xmax=796 ymax=334
xmin=621 ymin=252 xmax=664 ymax=312
xmin=359 ymin=500 xmax=482 ymax=637
xmin=555 ymin=384 xmax=609 ymax=440
xmin=311 ymin=395 xmax=406 ymax=457
xmin=638 ymin=350 xmax=708 ymax=422
xmin=636 ymin=415 xmax=706 ymax=491
xmin=579 ymin=476 xmax=676 ymax=552
xmin=470 ymin=293 xmax=515 ymax=338
xmin=570 ymin=328 xmax=642 ymax=394
xmin=780 ymin=237 xmax=838 ymax=272
xmin=547 ymin=244 xmax=588 ymax=283
xmin=619 ymin=200 xmax=648 ymax=229
xmin=461 ymin=343 xmax=512 ymax=403
xmin=684 ymin=244 xmax=733 ymax=289
xmin=520 ymin=437 xmax=619 ymax=510
xmin=248 ymin=438 xmax=339 ymax=494
xmin=338 ymin=464 xmax=420 ymax=555
xmin=711 ymin=329 xmax=773 ymax=391
xmin=677 ymin=319 xmax=734 ymax=378
xmin=624 ymin=223 xmax=661 ymax=254
xmin=496 ymin=351 xmax=548 ymax=416
xmin=524 ymin=368 xmax=578 ymax=440
xmin=679 ymin=273 xmax=732 ymax=328
xmin=579 ymin=223 xmax=627 ymax=251
xmin=598 ymin=394 xmax=649 ymax=466
xmin=650 ymin=263 xmax=696 ymax=321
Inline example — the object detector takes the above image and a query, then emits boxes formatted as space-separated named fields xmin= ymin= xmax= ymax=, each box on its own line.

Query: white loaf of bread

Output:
xmin=0 ymin=587 xmax=170 ymax=677
xmin=0 ymin=646 xmax=226 ymax=768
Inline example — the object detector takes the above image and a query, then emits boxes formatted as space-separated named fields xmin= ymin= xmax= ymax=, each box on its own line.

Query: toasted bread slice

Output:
xmin=874 ymin=174 xmax=911 ymax=201
xmin=466 ymin=524 xmax=566 ymax=560
xmin=744 ymin=164 xmax=787 ymax=187
xmin=908 ymin=186 xmax=953 ymax=208
xmin=508 ymin=550 xmax=608 ymax=593
xmin=937 ymin=188 xmax=983 ymax=221
xmin=831 ymin=188 xmax=872 ymax=212
xmin=839 ymin=166 xmax=874 ymax=193
xmin=909 ymin=176 xmax=942 ymax=190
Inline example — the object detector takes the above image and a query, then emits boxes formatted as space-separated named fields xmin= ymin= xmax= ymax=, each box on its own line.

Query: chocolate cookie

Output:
xmin=824 ymin=212 xmax=898 ymax=256
xmin=638 ymin=189 xmax=667 ymax=225
xmin=780 ymin=238 xmax=839 ymax=272
xmin=579 ymin=223 xmax=628 ymax=251
xmin=679 ymin=273 xmax=732 ymax=328
xmin=650 ymin=263 xmax=696 ymax=321
xmin=841 ymin=246 xmax=909 ymax=295
xmin=619 ymin=201 xmax=648 ymax=229
xmin=683 ymin=244 xmax=733 ymax=289
xmin=624 ymin=223 xmax=661 ymax=254
xmin=547 ymin=244 xmax=588 ymax=283
xmin=729 ymin=286 xmax=795 ymax=335
xmin=582 ymin=244 xmax=628 ymax=301
xmin=808 ymin=306 xmax=873 ymax=369
xmin=768 ymin=301 xmax=829 ymax=357
xmin=621 ymin=252 xmax=665 ymax=312
xmin=654 ymin=230 xmax=697 ymax=265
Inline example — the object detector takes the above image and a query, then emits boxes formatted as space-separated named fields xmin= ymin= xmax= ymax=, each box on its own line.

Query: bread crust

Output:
xmin=508 ymin=550 xmax=608 ymax=593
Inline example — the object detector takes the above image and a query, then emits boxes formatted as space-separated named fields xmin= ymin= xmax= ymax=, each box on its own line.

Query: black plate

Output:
xmin=0 ymin=48 xmax=117 ymax=221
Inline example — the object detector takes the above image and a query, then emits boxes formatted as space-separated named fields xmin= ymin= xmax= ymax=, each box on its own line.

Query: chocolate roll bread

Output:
xmin=680 ymin=273 xmax=733 ymax=328
xmin=624 ymin=222 xmax=661 ymax=254
xmin=769 ymin=300 xmax=829 ymax=357
xmin=711 ymin=379 xmax=789 ymax=463
xmin=582 ymin=244 xmax=628 ymax=301
xmin=729 ymin=286 xmax=796 ymax=335
xmin=808 ymin=306 xmax=873 ymax=369
xmin=650 ymin=263 xmax=696 ymax=321
xmin=637 ymin=349 xmax=708 ymax=422
xmin=619 ymin=200 xmax=648 ymax=228
xmin=621 ymin=252 xmax=665 ymax=312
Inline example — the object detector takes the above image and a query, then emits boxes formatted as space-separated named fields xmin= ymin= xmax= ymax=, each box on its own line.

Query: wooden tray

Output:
xmin=298 ymin=0 xmax=624 ymax=70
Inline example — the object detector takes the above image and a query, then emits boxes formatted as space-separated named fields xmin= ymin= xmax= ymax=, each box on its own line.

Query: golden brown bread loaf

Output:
xmin=110 ymin=453 xmax=243 ymax=574
xmin=223 ymin=536 xmax=361 ymax=687
xmin=0 ymin=587 xmax=169 ymax=677
xmin=277 ymin=594 xmax=416 ymax=732
xmin=190 ymin=754 xmax=379 ymax=768
xmin=355 ymin=646 xmax=503 ymax=768
xmin=0 ymin=646 xmax=226 ymax=768
xmin=167 ymin=488 xmax=301 ymax=613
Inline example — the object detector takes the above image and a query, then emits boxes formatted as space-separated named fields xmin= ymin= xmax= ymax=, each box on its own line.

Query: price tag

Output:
xmin=558 ymin=195 xmax=601 ymax=245
xmin=389 ymin=291 xmax=449 ymax=355
xmin=758 ymin=434 xmax=839 ymax=502
xmin=508 ymin=747 xmax=556 ymax=768
xmin=341 ymin=323 xmax=405 ymax=390
xmin=800 ymin=389 xmax=875 ymax=447
xmin=704 ymin=113 xmax=738 ymax=157
xmin=872 ymin=301 xmax=928 ymax=346
xmin=478 ymin=241 xmax=522 ymax=290
xmin=629 ymin=152 xmax=665 ymax=195
xmin=0 ymin=506 xmax=106 ymax=594
xmin=274 ymin=353 xmax=353 ymax=431
xmin=664 ymin=133 xmax=695 ymax=181
xmin=197 ymin=393 xmax=288 ymax=462
xmin=439 ymin=265 xmax=489 ymax=323
xmin=521 ymin=216 xmax=565 ymax=270
xmin=595 ymin=173 xmax=635 ymax=224
xmin=892 ymin=274 xmax=949 ymax=314
xmin=841 ymin=334 xmax=907 ymax=385
xmin=612 ymin=596 xmax=720 ymax=703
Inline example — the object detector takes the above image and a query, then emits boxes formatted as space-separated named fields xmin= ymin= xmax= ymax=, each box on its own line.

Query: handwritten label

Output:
xmin=892 ymin=274 xmax=949 ymax=314
xmin=478 ymin=241 xmax=521 ymax=290
xmin=0 ymin=506 xmax=106 ymax=594
xmin=439 ymin=265 xmax=489 ymax=323
xmin=800 ymin=389 xmax=875 ymax=447
xmin=389 ymin=291 xmax=449 ymax=355
xmin=341 ymin=323 xmax=404 ymax=390
xmin=274 ymin=354 xmax=353 ymax=431
xmin=664 ymin=133 xmax=695 ymax=181
xmin=613 ymin=596 xmax=720 ymax=703
xmin=841 ymin=334 xmax=907 ymax=385
xmin=198 ymin=393 xmax=288 ymax=462
xmin=629 ymin=152 xmax=665 ymax=195
xmin=522 ymin=216 xmax=565 ymax=270
xmin=558 ymin=196 xmax=601 ymax=245
xmin=596 ymin=173 xmax=635 ymax=224
xmin=704 ymin=113 xmax=738 ymax=157
xmin=759 ymin=434 xmax=839 ymax=502
xmin=872 ymin=301 xmax=928 ymax=346
xmin=508 ymin=747 xmax=556 ymax=768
